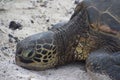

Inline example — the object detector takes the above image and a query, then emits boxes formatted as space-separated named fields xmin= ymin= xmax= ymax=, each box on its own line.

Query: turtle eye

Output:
xmin=22 ymin=50 xmax=35 ymax=58
xmin=28 ymin=50 xmax=34 ymax=58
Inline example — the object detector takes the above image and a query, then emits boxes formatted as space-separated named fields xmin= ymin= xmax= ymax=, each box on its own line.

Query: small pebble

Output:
xmin=3 ymin=71 xmax=6 ymax=73
xmin=48 ymin=73 xmax=51 ymax=75
xmin=8 ymin=34 xmax=20 ymax=43
xmin=1 ymin=47 xmax=8 ymax=50
xmin=0 ymin=8 xmax=6 ymax=11
xmin=40 ymin=1 xmax=48 ymax=7
xmin=31 ymin=20 xmax=34 ymax=24
xmin=74 ymin=0 xmax=80 ymax=4
xmin=46 ymin=18 xmax=49 ymax=22
xmin=16 ymin=68 xmax=19 ymax=71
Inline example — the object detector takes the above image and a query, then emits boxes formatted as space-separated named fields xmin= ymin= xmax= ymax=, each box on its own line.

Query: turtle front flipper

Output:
xmin=86 ymin=50 xmax=120 ymax=80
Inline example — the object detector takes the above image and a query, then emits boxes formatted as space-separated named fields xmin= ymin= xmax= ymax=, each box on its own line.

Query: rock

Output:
xmin=1 ymin=47 xmax=8 ymax=51
xmin=74 ymin=0 xmax=80 ymax=4
xmin=9 ymin=21 xmax=22 ymax=30
xmin=46 ymin=18 xmax=50 ymax=22
xmin=40 ymin=1 xmax=48 ymax=7
xmin=8 ymin=34 xmax=20 ymax=43
xmin=30 ymin=20 xmax=34 ymax=24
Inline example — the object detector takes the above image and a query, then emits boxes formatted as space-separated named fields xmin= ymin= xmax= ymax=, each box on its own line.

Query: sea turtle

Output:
xmin=15 ymin=0 xmax=120 ymax=80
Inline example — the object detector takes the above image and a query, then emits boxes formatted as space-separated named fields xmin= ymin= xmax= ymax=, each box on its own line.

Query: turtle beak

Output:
xmin=16 ymin=56 xmax=34 ymax=64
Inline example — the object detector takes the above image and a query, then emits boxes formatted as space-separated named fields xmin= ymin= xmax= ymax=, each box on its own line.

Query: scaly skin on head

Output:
xmin=16 ymin=31 xmax=60 ymax=70
xmin=15 ymin=4 xmax=91 ymax=70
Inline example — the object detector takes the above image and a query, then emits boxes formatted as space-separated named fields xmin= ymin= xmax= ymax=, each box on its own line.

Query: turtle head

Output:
xmin=15 ymin=31 xmax=59 ymax=70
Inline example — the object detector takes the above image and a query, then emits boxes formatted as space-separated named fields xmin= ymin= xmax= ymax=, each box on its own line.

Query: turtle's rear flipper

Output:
xmin=86 ymin=50 xmax=120 ymax=80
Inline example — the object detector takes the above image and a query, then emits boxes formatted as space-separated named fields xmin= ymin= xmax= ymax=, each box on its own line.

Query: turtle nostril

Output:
xmin=17 ymin=48 xmax=22 ymax=55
